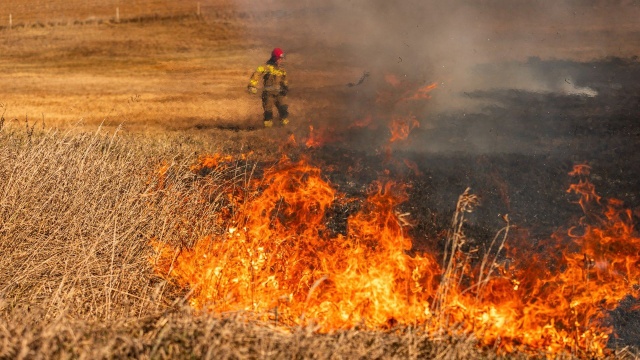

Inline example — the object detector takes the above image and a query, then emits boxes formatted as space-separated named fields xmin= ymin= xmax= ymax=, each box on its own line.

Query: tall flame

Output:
xmin=152 ymin=158 xmax=639 ymax=356
xmin=153 ymin=157 xmax=439 ymax=329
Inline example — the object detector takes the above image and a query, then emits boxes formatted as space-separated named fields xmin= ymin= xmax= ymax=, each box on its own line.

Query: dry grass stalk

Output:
xmin=433 ymin=187 xmax=479 ymax=323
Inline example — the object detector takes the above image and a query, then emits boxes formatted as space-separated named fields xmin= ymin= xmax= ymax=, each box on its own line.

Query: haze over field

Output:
xmin=238 ymin=0 xmax=640 ymax=88
xmin=1 ymin=1 xmax=638 ymax=142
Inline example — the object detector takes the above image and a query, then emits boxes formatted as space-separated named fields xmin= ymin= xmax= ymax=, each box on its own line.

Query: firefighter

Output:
xmin=248 ymin=48 xmax=289 ymax=127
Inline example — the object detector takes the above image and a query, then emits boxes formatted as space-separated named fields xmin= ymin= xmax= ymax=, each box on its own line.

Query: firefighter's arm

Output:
xmin=280 ymin=70 xmax=289 ymax=96
xmin=247 ymin=66 xmax=265 ymax=94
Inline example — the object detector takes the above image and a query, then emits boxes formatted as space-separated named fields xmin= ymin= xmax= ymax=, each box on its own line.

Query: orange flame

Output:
xmin=403 ymin=82 xmax=437 ymax=101
xmin=152 ymin=158 xmax=639 ymax=357
xmin=305 ymin=125 xmax=322 ymax=148
xmin=151 ymin=160 xmax=170 ymax=190
xmin=377 ymin=77 xmax=438 ymax=105
xmin=152 ymin=158 xmax=440 ymax=329
xmin=389 ymin=116 xmax=420 ymax=143
xmin=190 ymin=154 xmax=234 ymax=174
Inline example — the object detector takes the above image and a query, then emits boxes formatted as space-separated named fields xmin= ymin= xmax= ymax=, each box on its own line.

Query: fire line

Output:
xmin=151 ymin=158 xmax=639 ymax=357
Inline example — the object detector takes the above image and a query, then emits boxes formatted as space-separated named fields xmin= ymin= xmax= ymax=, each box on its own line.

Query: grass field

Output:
xmin=1 ymin=1 xmax=639 ymax=359
xmin=0 ymin=0 xmax=359 ymax=139
xmin=0 ymin=10 xmax=256 ymax=133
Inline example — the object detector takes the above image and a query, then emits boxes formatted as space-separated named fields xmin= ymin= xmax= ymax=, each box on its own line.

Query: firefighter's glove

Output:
xmin=248 ymin=86 xmax=258 ymax=94
xmin=280 ymin=86 xmax=289 ymax=96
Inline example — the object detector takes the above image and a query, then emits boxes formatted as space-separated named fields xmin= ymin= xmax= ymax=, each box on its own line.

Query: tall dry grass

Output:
xmin=0 ymin=123 xmax=209 ymax=356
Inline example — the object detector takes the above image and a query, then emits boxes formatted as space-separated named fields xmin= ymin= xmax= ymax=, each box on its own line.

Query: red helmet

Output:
xmin=271 ymin=48 xmax=285 ymax=60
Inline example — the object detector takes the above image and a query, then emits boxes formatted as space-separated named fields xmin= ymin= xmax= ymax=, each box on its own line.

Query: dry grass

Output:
xmin=0 ymin=123 xmax=213 ymax=319
xmin=2 ymin=0 xmax=201 ymax=24
xmin=0 ymin=15 xmax=261 ymax=133
xmin=1 ymin=306 xmax=500 ymax=360
xmin=0 ymin=3 xmax=358 ymax=136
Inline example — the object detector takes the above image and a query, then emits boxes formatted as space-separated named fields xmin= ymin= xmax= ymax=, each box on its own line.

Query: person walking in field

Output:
xmin=248 ymin=48 xmax=289 ymax=128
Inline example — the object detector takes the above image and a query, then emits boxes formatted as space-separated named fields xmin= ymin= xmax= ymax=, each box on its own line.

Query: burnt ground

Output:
xmin=305 ymin=57 xmax=640 ymax=236
xmin=278 ymin=56 xmax=640 ymax=349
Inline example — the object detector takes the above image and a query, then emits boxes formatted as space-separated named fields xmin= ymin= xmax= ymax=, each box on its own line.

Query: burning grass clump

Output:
xmin=150 ymin=152 xmax=639 ymax=358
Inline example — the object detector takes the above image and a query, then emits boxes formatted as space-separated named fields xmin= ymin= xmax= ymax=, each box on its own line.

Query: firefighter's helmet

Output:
xmin=271 ymin=48 xmax=285 ymax=60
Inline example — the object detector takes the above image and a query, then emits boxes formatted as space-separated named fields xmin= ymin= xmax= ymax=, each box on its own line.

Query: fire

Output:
xmin=150 ymin=160 xmax=170 ymax=191
xmin=152 ymin=151 xmax=637 ymax=355
xmin=303 ymin=74 xmax=436 ymax=150
xmin=305 ymin=125 xmax=321 ymax=148
xmin=378 ymin=76 xmax=438 ymax=104
xmin=153 ymin=157 xmax=440 ymax=329
xmin=389 ymin=115 xmax=420 ymax=143
xmin=305 ymin=125 xmax=342 ymax=148
xmin=190 ymin=153 xmax=234 ymax=174
xmin=404 ymin=82 xmax=437 ymax=101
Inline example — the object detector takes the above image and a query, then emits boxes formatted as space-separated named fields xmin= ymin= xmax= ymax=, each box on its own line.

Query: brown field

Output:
xmin=0 ymin=1 xmax=255 ymax=134
xmin=1 ymin=1 xmax=640 ymax=359
xmin=0 ymin=0 xmax=359 ymax=144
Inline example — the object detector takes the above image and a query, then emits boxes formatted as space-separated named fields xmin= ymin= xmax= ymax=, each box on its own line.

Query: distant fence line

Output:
xmin=1 ymin=13 xmax=198 ymax=31
xmin=0 ymin=2 xmax=245 ymax=31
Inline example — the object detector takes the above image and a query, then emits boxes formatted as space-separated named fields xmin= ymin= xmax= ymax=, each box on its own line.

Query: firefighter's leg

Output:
xmin=276 ymin=95 xmax=289 ymax=125
xmin=262 ymin=92 xmax=274 ymax=127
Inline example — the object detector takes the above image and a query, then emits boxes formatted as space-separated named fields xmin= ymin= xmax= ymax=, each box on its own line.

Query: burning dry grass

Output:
xmin=1 ymin=70 xmax=639 ymax=357
xmin=0 ymin=125 xmax=497 ymax=359
xmin=148 ymin=151 xmax=639 ymax=357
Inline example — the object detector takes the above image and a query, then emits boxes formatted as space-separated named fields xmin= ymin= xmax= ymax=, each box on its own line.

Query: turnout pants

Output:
xmin=262 ymin=92 xmax=289 ymax=122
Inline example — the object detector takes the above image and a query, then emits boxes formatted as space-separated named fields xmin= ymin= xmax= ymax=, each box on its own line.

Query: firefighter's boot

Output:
xmin=280 ymin=118 xmax=289 ymax=126
xmin=264 ymin=120 xmax=274 ymax=128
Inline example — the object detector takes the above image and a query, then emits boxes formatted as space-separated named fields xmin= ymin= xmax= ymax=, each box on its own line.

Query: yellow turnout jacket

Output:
xmin=248 ymin=60 xmax=288 ymax=94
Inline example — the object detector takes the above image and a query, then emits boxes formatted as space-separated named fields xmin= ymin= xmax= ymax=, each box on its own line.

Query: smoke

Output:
xmin=232 ymin=0 xmax=640 ymax=153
